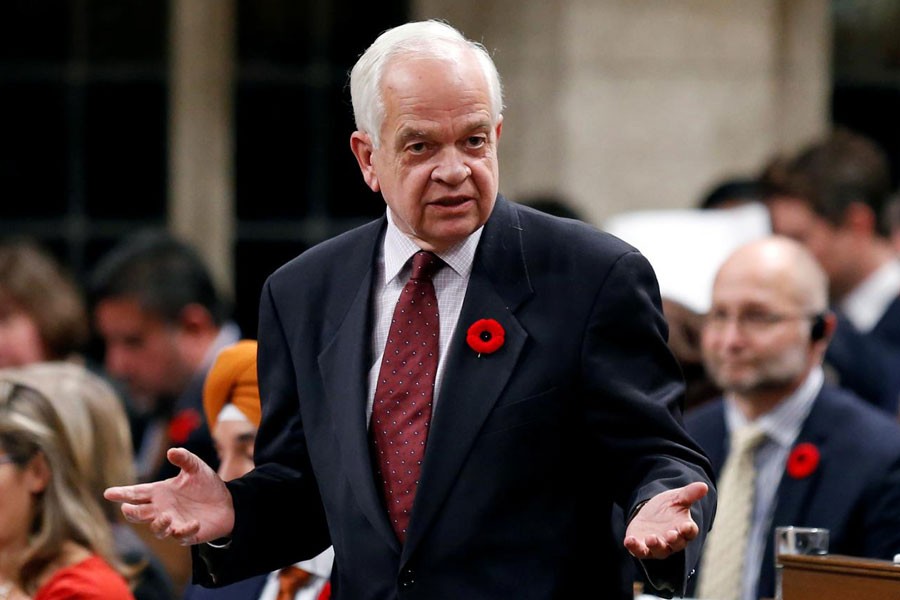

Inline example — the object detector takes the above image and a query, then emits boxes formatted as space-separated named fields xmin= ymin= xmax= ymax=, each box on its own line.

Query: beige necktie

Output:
xmin=696 ymin=425 xmax=766 ymax=600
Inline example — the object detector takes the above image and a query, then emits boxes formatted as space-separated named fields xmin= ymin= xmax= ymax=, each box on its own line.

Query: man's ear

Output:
xmin=842 ymin=201 xmax=876 ymax=234
xmin=494 ymin=114 xmax=503 ymax=143
xmin=350 ymin=131 xmax=380 ymax=193
xmin=25 ymin=452 xmax=51 ymax=494
xmin=177 ymin=303 xmax=216 ymax=336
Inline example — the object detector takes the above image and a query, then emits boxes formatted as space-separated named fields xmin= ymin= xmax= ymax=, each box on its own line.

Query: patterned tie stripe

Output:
xmin=696 ymin=425 xmax=766 ymax=600
xmin=371 ymin=250 xmax=442 ymax=542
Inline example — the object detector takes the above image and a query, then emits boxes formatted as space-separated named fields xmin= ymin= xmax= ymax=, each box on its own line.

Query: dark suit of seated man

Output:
xmin=105 ymin=20 xmax=716 ymax=600
xmin=685 ymin=235 xmax=900 ymax=600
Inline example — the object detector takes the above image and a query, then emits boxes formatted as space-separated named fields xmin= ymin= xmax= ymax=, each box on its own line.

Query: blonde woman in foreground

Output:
xmin=0 ymin=380 xmax=135 ymax=599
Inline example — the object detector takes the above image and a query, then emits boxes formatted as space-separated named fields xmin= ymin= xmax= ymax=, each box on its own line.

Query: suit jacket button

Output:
xmin=399 ymin=568 xmax=415 ymax=588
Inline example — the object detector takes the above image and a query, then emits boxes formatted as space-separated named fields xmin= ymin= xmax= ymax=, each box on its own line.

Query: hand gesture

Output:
xmin=104 ymin=447 xmax=235 ymax=546
xmin=624 ymin=481 xmax=708 ymax=559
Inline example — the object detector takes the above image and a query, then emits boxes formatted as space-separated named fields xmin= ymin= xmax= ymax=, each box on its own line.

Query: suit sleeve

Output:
xmin=582 ymin=249 xmax=717 ymax=597
xmin=192 ymin=279 xmax=331 ymax=586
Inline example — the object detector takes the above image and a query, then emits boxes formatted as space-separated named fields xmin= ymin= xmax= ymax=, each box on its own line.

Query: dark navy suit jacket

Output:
xmin=826 ymin=297 xmax=900 ymax=414
xmin=685 ymin=384 xmax=900 ymax=599
xmin=193 ymin=197 xmax=716 ymax=599
xmin=183 ymin=574 xmax=267 ymax=600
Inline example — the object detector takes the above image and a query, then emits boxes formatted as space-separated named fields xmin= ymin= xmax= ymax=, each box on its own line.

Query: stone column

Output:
xmin=168 ymin=0 xmax=236 ymax=294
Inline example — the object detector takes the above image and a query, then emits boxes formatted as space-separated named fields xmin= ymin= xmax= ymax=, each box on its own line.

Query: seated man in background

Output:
xmin=685 ymin=236 xmax=900 ymax=600
xmin=89 ymin=230 xmax=238 ymax=482
xmin=183 ymin=340 xmax=333 ymax=600
xmin=765 ymin=128 xmax=900 ymax=414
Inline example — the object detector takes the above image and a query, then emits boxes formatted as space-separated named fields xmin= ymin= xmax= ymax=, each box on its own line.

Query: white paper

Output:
xmin=603 ymin=202 xmax=772 ymax=314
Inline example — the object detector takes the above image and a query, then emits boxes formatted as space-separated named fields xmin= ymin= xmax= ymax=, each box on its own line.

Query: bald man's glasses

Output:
xmin=705 ymin=310 xmax=818 ymax=334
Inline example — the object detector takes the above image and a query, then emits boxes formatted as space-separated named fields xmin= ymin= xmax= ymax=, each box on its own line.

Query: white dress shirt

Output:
xmin=366 ymin=210 xmax=482 ymax=420
xmin=840 ymin=259 xmax=900 ymax=333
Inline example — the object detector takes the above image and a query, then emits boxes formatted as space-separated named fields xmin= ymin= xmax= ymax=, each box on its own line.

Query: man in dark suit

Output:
xmin=106 ymin=20 xmax=715 ymax=599
xmin=686 ymin=235 xmax=900 ymax=600
xmin=765 ymin=128 xmax=900 ymax=414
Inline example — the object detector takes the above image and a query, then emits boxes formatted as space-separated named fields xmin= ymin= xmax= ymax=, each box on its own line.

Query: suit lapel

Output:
xmin=760 ymin=392 xmax=828 ymax=596
xmin=403 ymin=197 xmax=534 ymax=559
xmin=317 ymin=219 xmax=401 ymax=552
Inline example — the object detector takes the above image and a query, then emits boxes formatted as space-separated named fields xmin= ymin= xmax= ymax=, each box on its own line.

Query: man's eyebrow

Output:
xmin=236 ymin=432 xmax=256 ymax=444
xmin=395 ymin=128 xmax=428 ymax=147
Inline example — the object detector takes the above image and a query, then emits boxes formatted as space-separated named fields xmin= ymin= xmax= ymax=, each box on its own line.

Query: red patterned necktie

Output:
xmin=371 ymin=250 xmax=442 ymax=542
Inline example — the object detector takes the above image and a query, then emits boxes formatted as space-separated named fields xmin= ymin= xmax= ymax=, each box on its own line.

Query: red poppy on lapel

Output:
xmin=786 ymin=442 xmax=820 ymax=479
xmin=168 ymin=408 xmax=202 ymax=444
xmin=466 ymin=319 xmax=505 ymax=356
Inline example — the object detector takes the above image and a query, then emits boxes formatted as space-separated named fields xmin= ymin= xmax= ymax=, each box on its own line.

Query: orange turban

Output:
xmin=203 ymin=340 xmax=261 ymax=429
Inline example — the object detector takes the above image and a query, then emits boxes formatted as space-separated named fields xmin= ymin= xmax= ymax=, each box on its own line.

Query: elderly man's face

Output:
xmin=352 ymin=51 xmax=502 ymax=252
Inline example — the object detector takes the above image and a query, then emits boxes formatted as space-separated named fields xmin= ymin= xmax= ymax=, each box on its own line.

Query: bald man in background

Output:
xmin=685 ymin=236 xmax=900 ymax=600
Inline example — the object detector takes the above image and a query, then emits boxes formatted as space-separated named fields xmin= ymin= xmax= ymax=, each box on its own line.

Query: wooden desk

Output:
xmin=779 ymin=554 xmax=900 ymax=600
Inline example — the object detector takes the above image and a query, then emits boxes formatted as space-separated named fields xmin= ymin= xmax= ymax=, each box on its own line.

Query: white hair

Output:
xmin=349 ymin=20 xmax=504 ymax=148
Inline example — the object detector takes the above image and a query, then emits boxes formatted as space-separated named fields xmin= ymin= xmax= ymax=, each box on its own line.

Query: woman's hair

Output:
xmin=0 ymin=379 xmax=128 ymax=594
xmin=0 ymin=363 xmax=136 ymax=521
xmin=0 ymin=239 xmax=89 ymax=361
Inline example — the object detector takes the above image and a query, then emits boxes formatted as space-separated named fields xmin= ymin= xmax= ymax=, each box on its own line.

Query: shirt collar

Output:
xmin=382 ymin=209 xmax=483 ymax=284
xmin=293 ymin=546 xmax=334 ymax=579
xmin=725 ymin=366 xmax=823 ymax=448
xmin=840 ymin=259 xmax=900 ymax=333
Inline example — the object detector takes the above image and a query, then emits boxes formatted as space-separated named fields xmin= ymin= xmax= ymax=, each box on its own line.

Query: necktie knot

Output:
xmin=410 ymin=250 xmax=441 ymax=281
xmin=277 ymin=566 xmax=312 ymax=600
xmin=731 ymin=424 xmax=766 ymax=454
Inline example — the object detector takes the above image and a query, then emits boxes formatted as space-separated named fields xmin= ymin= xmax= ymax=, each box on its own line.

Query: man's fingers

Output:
xmin=677 ymin=481 xmax=709 ymax=505
xmin=624 ymin=536 xmax=650 ymax=558
xmin=104 ymin=483 xmax=156 ymax=504
xmin=167 ymin=447 xmax=201 ymax=474
xmin=678 ymin=520 xmax=699 ymax=540
xmin=171 ymin=520 xmax=201 ymax=545
xmin=121 ymin=502 xmax=160 ymax=524
xmin=149 ymin=513 xmax=173 ymax=538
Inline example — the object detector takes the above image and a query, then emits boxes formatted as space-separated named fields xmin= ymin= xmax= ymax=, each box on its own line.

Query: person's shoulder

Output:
xmin=267 ymin=217 xmax=384 ymax=285
xmin=813 ymin=385 xmax=900 ymax=452
xmin=683 ymin=397 xmax=725 ymax=433
xmin=35 ymin=556 xmax=134 ymax=600
xmin=513 ymin=201 xmax=635 ymax=252
xmin=508 ymin=200 xmax=646 ymax=279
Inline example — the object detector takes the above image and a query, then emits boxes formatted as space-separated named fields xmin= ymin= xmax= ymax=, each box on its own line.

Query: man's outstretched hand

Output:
xmin=104 ymin=447 xmax=235 ymax=546
xmin=624 ymin=482 xmax=709 ymax=559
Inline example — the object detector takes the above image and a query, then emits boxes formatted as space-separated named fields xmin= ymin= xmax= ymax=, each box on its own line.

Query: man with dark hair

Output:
xmin=765 ymin=128 xmax=900 ymax=414
xmin=89 ymin=230 xmax=237 ymax=482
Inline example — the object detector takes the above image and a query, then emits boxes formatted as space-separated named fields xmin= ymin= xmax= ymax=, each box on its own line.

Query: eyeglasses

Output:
xmin=704 ymin=310 xmax=817 ymax=333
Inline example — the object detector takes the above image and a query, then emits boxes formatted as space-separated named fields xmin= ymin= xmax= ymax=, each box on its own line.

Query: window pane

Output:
xmin=0 ymin=83 xmax=68 ymax=217
xmin=84 ymin=81 xmax=167 ymax=219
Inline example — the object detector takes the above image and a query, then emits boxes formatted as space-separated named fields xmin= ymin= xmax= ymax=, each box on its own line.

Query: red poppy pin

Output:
xmin=466 ymin=318 xmax=505 ymax=356
xmin=168 ymin=408 xmax=202 ymax=445
xmin=786 ymin=442 xmax=820 ymax=479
